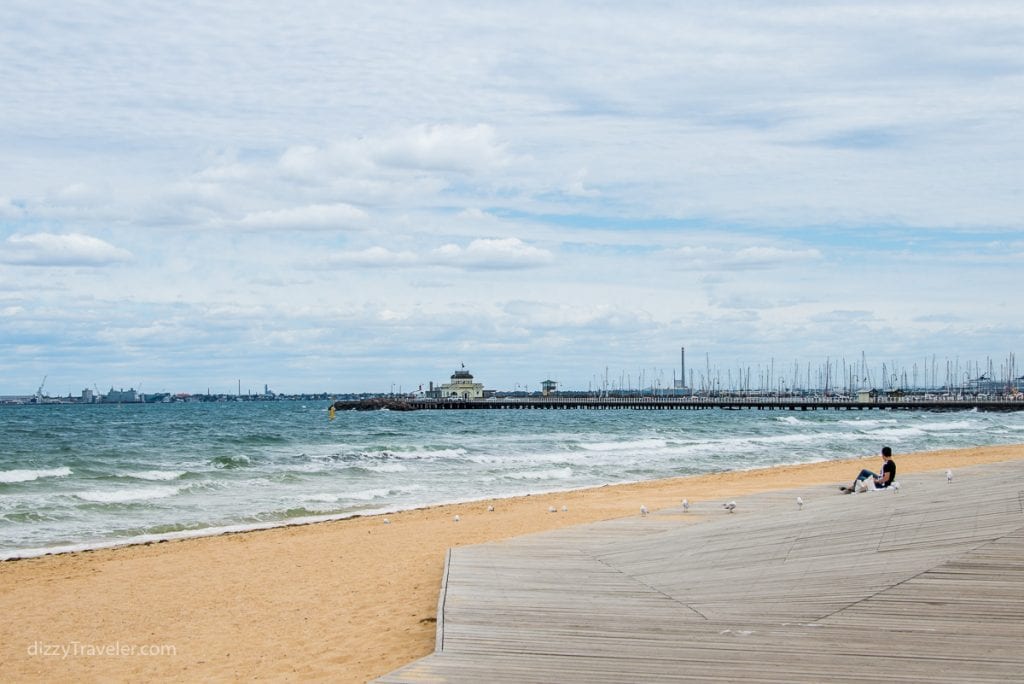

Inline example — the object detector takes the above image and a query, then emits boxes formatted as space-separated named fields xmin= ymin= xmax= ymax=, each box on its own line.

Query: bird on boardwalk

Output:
xmin=487 ymin=505 xmax=495 ymax=512
xmin=946 ymin=469 xmax=953 ymax=483
xmin=682 ymin=499 xmax=690 ymax=513
xmin=723 ymin=501 xmax=737 ymax=513
xmin=796 ymin=497 xmax=804 ymax=510
xmin=453 ymin=515 xmax=460 ymax=523
xmin=640 ymin=505 xmax=649 ymax=517
xmin=548 ymin=505 xmax=557 ymax=513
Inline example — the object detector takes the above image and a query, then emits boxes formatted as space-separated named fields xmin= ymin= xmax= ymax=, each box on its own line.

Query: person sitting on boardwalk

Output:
xmin=841 ymin=446 xmax=896 ymax=493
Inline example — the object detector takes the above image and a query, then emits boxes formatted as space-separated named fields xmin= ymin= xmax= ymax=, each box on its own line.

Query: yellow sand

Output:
xmin=2 ymin=443 xmax=1023 ymax=683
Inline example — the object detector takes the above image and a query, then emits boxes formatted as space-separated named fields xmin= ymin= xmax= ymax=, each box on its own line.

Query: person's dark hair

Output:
xmin=881 ymin=446 xmax=892 ymax=457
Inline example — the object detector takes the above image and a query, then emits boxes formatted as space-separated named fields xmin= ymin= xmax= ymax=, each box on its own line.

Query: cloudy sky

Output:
xmin=1 ymin=1 xmax=1022 ymax=395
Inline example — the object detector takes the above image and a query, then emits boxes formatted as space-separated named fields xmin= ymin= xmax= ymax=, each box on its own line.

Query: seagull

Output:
xmin=946 ymin=469 xmax=953 ymax=483
xmin=561 ymin=505 xmax=568 ymax=512
xmin=383 ymin=518 xmax=390 ymax=524
xmin=640 ymin=505 xmax=649 ymax=517
xmin=453 ymin=515 xmax=460 ymax=523
xmin=487 ymin=505 xmax=495 ymax=512
xmin=548 ymin=505 xmax=557 ymax=513
xmin=723 ymin=501 xmax=737 ymax=513
xmin=682 ymin=499 xmax=690 ymax=513
xmin=796 ymin=496 xmax=804 ymax=510
xmin=891 ymin=481 xmax=901 ymax=493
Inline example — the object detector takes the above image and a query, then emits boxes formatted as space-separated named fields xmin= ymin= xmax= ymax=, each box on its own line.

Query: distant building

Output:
xmin=80 ymin=388 xmax=95 ymax=403
xmin=541 ymin=379 xmax=557 ymax=396
xmin=857 ymin=389 xmax=878 ymax=403
xmin=104 ymin=387 xmax=140 ymax=403
xmin=439 ymin=367 xmax=484 ymax=399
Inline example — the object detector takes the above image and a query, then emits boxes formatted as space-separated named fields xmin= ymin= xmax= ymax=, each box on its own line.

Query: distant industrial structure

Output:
xmin=673 ymin=346 xmax=688 ymax=390
xmin=0 ymin=385 xmax=335 ymax=405
xmin=5 ymin=349 xmax=1022 ymax=406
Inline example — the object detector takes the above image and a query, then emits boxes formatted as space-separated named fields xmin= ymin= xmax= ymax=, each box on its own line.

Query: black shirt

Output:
xmin=880 ymin=459 xmax=896 ymax=487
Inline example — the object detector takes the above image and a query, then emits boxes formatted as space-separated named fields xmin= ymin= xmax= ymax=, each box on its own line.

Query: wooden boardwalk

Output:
xmin=378 ymin=460 xmax=1024 ymax=682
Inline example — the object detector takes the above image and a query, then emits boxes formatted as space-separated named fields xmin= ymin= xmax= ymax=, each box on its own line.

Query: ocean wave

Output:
xmin=398 ymin=447 xmax=468 ymax=460
xmin=344 ymin=487 xmax=412 ymax=501
xmin=863 ymin=426 xmax=927 ymax=439
xmin=216 ymin=433 xmax=290 ymax=447
xmin=338 ymin=447 xmax=469 ymax=462
xmin=74 ymin=486 xmax=183 ymax=503
xmin=211 ymin=454 xmax=251 ymax=469
xmin=698 ymin=431 xmax=861 ymax=451
xmin=580 ymin=438 xmax=667 ymax=452
xmin=118 ymin=470 xmax=186 ymax=481
xmin=503 ymin=467 xmax=573 ymax=481
xmin=920 ymin=420 xmax=977 ymax=432
xmin=467 ymin=451 xmax=589 ymax=466
xmin=362 ymin=462 xmax=409 ymax=473
xmin=837 ymin=418 xmax=898 ymax=428
xmin=303 ymin=493 xmax=341 ymax=503
xmin=775 ymin=416 xmax=808 ymax=425
xmin=1 ymin=510 xmax=58 ymax=523
xmin=0 ymin=466 xmax=72 ymax=484
xmin=300 ymin=488 xmax=418 ymax=504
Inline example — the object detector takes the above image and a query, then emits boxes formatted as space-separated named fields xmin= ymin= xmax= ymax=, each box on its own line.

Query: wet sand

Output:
xmin=2 ymin=443 xmax=1023 ymax=682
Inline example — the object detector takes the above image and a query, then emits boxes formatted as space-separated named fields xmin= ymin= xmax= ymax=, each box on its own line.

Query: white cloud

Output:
xmin=321 ymin=238 xmax=552 ymax=271
xmin=669 ymin=246 xmax=822 ymax=271
xmin=233 ymin=203 xmax=368 ymax=231
xmin=372 ymin=124 xmax=510 ymax=174
xmin=1 ymin=233 xmax=132 ymax=267
xmin=429 ymin=238 xmax=553 ymax=269
xmin=323 ymin=246 xmax=420 ymax=268
xmin=275 ymin=124 xmax=510 ymax=184
xmin=566 ymin=168 xmax=600 ymax=198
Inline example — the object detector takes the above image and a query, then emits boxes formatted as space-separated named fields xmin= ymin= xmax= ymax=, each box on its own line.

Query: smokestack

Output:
xmin=681 ymin=347 xmax=686 ymax=389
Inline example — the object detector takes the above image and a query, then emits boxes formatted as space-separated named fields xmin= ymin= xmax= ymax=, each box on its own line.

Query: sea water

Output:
xmin=2 ymin=401 xmax=1023 ymax=559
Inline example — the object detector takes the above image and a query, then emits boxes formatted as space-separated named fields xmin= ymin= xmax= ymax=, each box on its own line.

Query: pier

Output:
xmin=335 ymin=396 xmax=1024 ymax=412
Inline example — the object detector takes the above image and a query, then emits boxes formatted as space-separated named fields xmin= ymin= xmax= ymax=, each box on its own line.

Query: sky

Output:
xmin=1 ymin=1 xmax=1022 ymax=395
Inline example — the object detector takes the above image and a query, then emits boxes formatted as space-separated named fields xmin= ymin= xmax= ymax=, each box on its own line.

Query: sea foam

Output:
xmin=75 ymin=486 xmax=183 ymax=503
xmin=119 ymin=470 xmax=186 ymax=481
xmin=580 ymin=438 xmax=667 ymax=452
xmin=503 ymin=467 xmax=573 ymax=481
xmin=0 ymin=466 xmax=72 ymax=484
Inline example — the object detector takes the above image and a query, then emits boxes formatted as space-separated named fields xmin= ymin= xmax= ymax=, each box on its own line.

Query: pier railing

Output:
xmin=335 ymin=395 xmax=1024 ymax=412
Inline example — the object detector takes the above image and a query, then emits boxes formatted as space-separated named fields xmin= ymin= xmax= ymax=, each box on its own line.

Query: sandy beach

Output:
xmin=2 ymin=443 xmax=1023 ymax=683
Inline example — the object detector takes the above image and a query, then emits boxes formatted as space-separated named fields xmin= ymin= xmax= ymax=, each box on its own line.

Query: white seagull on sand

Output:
xmin=487 ymin=505 xmax=494 ymax=512
xmin=453 ymin=515 xmax=460 ymax=523
xmin=723 ymin=501 xmax=737 ymax=513
xmin=562 ymin=505 xmax=568 ymax=512
xmin=682 ymin=499 xmax=690 ymax=513
xmin=640 ymin=505 xmax=649 ymax=517
xmin=383 ymin=518 xmax=390 ymax=524
xmin=796 ymin=497 xmax=804 ymax=510
xmin=548 ymin=505 xmax=557 ymax=513
xmin=946 ymin=469 xmax=953 ymax=483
